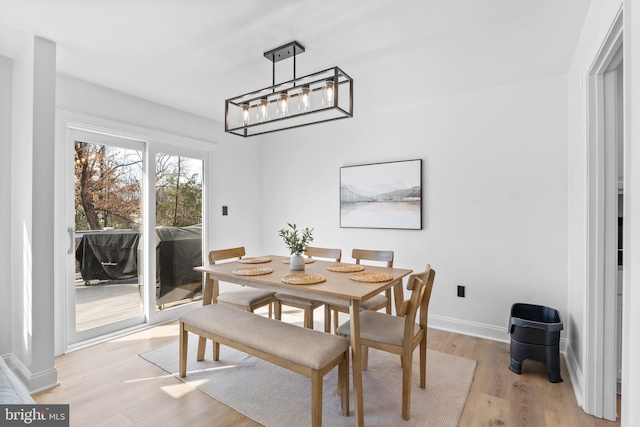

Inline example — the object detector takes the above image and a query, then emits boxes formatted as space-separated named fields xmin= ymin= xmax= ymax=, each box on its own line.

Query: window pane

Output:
xmin=155 ymin=154 xmax=203 ymax=310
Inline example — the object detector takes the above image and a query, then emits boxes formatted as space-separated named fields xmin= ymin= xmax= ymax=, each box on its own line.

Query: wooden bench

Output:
xmin=179 ymin=303 xmax=350 ymax=426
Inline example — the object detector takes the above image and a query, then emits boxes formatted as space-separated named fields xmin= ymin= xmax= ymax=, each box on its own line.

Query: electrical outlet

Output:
xmin=457 ymin=285 xmax=465 ymax=298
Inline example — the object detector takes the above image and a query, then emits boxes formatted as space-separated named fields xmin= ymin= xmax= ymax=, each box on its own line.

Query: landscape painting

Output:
xmin=340 ymin=159 xmax=422 ymax=229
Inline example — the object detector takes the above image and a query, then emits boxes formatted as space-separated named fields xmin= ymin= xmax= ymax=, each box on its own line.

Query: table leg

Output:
xmin=392 ymin=279 xmax=404 ymax=314
xmin=349 ymin=300 xmax=364 ymax=427
xmin=198 ymin=275 xmax=220 ymax=358
xmin=203 ymin=275 xmax=220 ymax=305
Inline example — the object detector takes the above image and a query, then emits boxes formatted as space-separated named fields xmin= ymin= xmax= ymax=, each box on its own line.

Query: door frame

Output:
xmin=584 ymin=9 xmax=623 ymax=420
xmin=54 ymin=110 xmax=214 ymax=354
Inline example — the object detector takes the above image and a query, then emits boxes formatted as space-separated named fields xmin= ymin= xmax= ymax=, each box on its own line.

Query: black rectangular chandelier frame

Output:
xmin=225 ymin=42 xmax=354 ymax=137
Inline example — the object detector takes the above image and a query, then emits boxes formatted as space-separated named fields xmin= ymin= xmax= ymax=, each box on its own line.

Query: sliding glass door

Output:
xmin=70 ymin=131 xmax=146 ymax=342
xmin=64 ymin=125 xmax=207 ymax=347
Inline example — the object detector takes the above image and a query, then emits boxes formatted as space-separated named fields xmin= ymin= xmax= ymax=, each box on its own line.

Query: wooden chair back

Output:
xmin=204 ymin=247 xmax=246 ymax=305
xmin=399 ymin=265 xmax=433 ymax=343
xmin=304 ymin=246 xmax=341 ymax=262
xmin=209 ymin=246 xmax=245 ymax=264
xmin=352 ymin=248 xmax=394 ymax=267
xmin=351 ymin=249 xmax=394 ymax=314
xmin=418 ymin=266 xmax=436 ymax=330
xmin=398 ymin=265 xmax=433 ymax=317
xmin=276 ymin=246 xmax=341 ymax=329
xmin=400 ymin=266 xmax=428 ymax=318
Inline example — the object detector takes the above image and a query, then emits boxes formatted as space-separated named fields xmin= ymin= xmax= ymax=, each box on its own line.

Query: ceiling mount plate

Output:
xmin=264 ymin=41 xmax=305 ymax=63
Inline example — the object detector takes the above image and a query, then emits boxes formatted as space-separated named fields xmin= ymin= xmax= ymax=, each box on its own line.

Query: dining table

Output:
xmin=194 ymin=254 xmax=412 ymax=427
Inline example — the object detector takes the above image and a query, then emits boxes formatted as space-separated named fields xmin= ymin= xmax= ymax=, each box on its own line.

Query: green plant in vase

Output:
xmin=278 ymin=223 xmax=314 ymax=270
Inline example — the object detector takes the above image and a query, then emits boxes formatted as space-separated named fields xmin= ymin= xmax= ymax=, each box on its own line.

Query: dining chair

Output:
xmin=336 ymin=264 xmax=435 ymax=420
xmin=197 ymin=247 xmax=277 ymax=360
xmin=274 ymin=246 xmax=342 ymax=329
xmin=325 ymin=249 xmax=394 ymax=334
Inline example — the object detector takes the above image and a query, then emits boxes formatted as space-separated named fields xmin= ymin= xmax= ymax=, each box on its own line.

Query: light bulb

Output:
xmin=258 ymin=97 xmax=269 ymax=122
xmin=299 ymin=86 xmax=311 ymax=112
xmin=278 ymin=92 xmax=288 ymax=117
xmin=241 ymin=103 xmax=250 ymax=126
xmin=323 ymin=80 xmax=334 ymax=106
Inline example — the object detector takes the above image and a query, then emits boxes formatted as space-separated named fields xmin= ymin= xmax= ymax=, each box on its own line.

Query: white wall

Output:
xmin=566 ymin=0 xmax=623 ymax=408
xmin=261 ymin=75 xmax=568 ymax=342
xmin=0 ymin=55 xmax=12 ymax=356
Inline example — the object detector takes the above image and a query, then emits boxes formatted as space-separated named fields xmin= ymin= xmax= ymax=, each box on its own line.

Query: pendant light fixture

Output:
xmin=225 ymin=41 xmax=354 ymax=137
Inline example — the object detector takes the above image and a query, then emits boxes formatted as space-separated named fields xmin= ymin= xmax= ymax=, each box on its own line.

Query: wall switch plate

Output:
xmin=222 ymin=206 xmax=228 ymax=216
xmin=457 ymin=285 xmax=465 ymax=298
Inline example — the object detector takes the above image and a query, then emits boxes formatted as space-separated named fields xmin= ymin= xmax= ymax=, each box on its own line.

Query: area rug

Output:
xmin=140 ymin=330 xmax=476 ymax=427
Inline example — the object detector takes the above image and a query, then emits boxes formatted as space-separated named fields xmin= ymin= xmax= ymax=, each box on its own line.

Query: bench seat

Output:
xmin=179 ymin=303 xmax=350 ymax=426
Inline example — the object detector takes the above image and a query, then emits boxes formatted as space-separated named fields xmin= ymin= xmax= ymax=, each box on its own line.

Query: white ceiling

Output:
xmin=0 ymin=0 xmax=591 ymax=122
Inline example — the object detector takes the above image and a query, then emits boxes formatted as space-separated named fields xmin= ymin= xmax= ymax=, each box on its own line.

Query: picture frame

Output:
xmin=340 ymin=159 xmax=422 ymax=230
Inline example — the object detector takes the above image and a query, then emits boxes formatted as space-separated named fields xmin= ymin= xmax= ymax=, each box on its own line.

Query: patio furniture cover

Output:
xmin=75 ymin=226 xmax=202 ymax=304
xmin=75 ymin=230 xmax=140 ymax=281
xmin=155 ymin=225 xmax=203 ymax=304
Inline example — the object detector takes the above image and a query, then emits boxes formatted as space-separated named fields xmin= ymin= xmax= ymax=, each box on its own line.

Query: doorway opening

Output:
xmin=585 ymin=10 xmax=623 ymax=421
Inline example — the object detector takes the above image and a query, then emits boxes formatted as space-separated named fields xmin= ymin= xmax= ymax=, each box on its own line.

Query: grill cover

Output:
xmin=75 ymin=226 xmax=203 ymax=304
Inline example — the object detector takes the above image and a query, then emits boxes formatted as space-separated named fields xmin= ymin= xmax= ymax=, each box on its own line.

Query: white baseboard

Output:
xmin=428 ymin=314 xmax=568 ymax=353
xmin=564 ymin=340 xmax=584 ymax=408
xmin=5 ymin=353 xmax=59 ymax=394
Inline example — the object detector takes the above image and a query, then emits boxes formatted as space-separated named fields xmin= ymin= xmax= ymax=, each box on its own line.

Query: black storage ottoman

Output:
xmin=508 ymin=303 xmax=563 ymax=383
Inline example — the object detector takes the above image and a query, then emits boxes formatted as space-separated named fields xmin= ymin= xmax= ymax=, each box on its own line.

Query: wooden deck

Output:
xmin=75 ymin=278 xmax=143 ymax=330
xmin=75 ymin=279 xmax=202 ymax=331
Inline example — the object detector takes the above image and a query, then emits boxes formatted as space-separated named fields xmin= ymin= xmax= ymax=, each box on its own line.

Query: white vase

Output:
xmin=289 ymin=253 xmax=305 ymax=271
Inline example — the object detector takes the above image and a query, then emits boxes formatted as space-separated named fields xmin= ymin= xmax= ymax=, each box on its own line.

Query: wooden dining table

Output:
xmin=194 ymin=255 xmax=412 ymax=427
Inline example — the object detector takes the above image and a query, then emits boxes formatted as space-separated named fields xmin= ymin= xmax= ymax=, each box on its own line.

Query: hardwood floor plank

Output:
xmin=92 ymin=412 xmax=135 ymax=427
xmin=460 ymin=392 xmax=509 ymax=427
xmin=509 ymin=376 xmax=545 ymax=426
xmin=484 ymin=341 xmax=511 ymax=399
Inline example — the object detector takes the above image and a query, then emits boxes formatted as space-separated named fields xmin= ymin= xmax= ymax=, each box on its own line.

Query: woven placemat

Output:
xmin=237 ymin=257 xmax=272 ymax=264
xmin=327 ymin=263 xmax=365 ymax=273
xmin=281 ymin=273 xmax=326 ymax=285
xmin=349 ymin=271 xmax=393 ymax=283
xmin=282 ymin=258 xmax=315 ymax=264
xmin=232 ymin=266 xmax=273 ymax=276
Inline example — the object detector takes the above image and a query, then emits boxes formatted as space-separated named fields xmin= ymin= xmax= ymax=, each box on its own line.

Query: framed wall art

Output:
xmin=340 ymin=159 xmax=422 ymax=230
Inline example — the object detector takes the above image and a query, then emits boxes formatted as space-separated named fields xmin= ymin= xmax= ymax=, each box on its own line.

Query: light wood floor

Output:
xmin=35 ymin=307 xmax=621 ymax=427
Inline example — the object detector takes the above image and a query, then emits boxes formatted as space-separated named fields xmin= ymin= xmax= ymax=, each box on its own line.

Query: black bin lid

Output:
xmin=509 ymin=303 xmax=563 ymax=333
